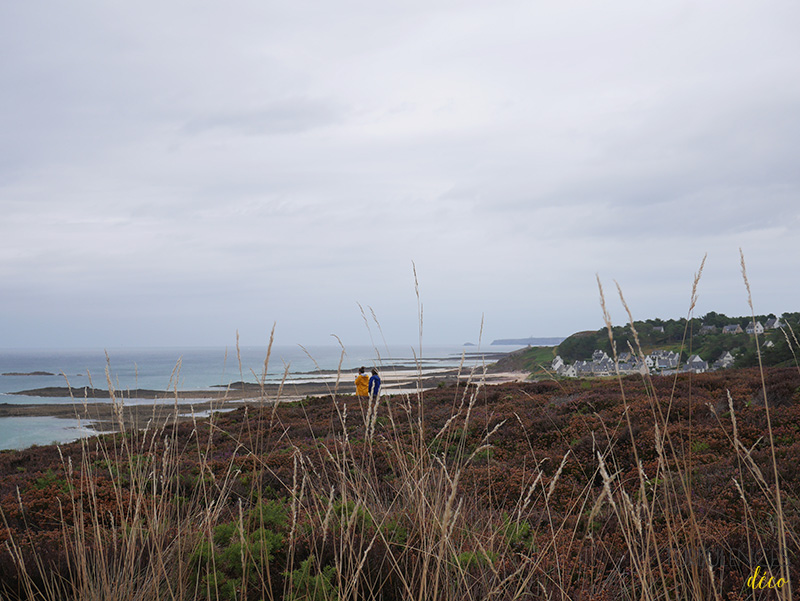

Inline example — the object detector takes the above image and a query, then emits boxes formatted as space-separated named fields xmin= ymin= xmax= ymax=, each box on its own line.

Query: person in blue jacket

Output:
xmin=368 ymin=368 xmax=381 ymax=401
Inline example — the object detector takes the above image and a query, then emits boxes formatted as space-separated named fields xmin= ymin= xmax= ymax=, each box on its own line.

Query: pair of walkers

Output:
xmin=355 ymin=367 xmax=380 ymax=401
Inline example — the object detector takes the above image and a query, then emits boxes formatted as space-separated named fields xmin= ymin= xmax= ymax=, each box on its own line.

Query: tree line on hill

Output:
xmin=556 ymin=312 xmax=800 ymax=369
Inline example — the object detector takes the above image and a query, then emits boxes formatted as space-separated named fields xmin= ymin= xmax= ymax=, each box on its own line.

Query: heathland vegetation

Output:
xmin=1 ymin=261 xmax=798 ymax=599
xmin=1 ymin=360 xmax=799 ymax=599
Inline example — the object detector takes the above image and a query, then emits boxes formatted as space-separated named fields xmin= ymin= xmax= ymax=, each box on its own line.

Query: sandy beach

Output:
xmin=0 ymin=367 xmax=529 ymax=432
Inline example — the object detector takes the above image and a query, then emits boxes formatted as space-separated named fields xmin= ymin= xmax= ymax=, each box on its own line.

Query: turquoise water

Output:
xmin=0 ymin=344 xmax=520 ymax=449
xmin=0 ymin=416 xmax=98 ymax=451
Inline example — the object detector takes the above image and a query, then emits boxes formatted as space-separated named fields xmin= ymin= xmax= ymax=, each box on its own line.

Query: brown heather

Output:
xmin=0 ymin=269 xmax=798 ymax=600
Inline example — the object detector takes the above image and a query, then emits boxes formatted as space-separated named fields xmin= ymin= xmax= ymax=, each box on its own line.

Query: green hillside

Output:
xmin=497 ymin=311 xmax=800 ymax=374
xmin=489 ymin=345 xmax=557 ymax=375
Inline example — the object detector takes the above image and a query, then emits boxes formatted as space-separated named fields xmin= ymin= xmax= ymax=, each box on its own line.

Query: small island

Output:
xmin=2 ymin=371 xmax=56 ymax=377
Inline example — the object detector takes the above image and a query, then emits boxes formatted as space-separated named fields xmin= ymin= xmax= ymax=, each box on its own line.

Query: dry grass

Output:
xmin=1 ymin=265 xmax=798 ymax=600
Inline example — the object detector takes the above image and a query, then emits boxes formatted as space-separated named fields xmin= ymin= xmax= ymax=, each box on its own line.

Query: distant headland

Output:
xmin=491 ymin=337 xmax=566 ymax=346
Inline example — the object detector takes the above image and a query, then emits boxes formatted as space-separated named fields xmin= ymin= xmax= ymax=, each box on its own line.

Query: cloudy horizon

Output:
xmin=2 ymin=1 xmax=799 ymax=349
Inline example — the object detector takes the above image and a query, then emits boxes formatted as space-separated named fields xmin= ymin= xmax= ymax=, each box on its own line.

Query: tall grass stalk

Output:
xmin=1 ymin=268 xmax=798 ymax=600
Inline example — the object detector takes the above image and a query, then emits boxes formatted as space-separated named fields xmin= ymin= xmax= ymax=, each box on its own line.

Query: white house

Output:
xmin=746 ymin=321 xmax=764 ymax=335
xmin=713 ymin=351 xmax=735 ymax=370
xmin=685 ymin=355 xmax=708 ymax=373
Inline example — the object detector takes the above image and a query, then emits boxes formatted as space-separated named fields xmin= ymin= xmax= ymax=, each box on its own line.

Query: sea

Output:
xmin=0 ymin=344 xmax=520 ymax=450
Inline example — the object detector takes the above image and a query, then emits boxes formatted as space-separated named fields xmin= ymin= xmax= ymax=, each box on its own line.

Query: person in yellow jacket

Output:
xmin=355 ymin=366 xmax=369 ymax=400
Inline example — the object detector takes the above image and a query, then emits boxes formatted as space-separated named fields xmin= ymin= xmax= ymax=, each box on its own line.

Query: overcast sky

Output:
xmin=2 ymin=1 xmax=799 ymax=349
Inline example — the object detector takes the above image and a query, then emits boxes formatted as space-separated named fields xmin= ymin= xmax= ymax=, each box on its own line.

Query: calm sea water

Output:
xmin=0 ymin=344 xmax=519 ymax=450
xmin=0 ymin=417 xmax=99 ymax=450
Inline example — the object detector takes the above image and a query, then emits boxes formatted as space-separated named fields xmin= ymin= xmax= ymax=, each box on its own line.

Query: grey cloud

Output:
xmin=182 ymin=99 xmax=345 ymax=136
xmin=2 ymin=1 xmax=800 ymax=347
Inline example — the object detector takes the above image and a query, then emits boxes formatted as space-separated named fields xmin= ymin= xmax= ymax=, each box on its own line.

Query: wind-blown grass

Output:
xmin=1 ymin=269 xmax=798 ymax=600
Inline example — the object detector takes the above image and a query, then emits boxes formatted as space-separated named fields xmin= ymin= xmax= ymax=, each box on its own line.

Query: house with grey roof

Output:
xmin=655 ymin=357 xmax=676 ymax=371
xmin=647 ymin=350 xmax=680 ymax=371
xmin=746 ymin=321 xmax=764 ymax=335
xmin=594 ymin=357 xmax=615 ymax=375
xmin=561 ymin=347 xmax=654 ymax=378
xmin=685 ymin=355 xmax=708 ymax=373
xmin=617 ymin=361 xmax=634 ymax=373
xmin=722 ymin=324 xmax=743 ymax=334
xmin=574 ymin=361 xmax=594 ymax=376
xmin=713 ymin=351 xmax=735 ymax=370
xmin=765 ymin=317 xmax=782 ymax=330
